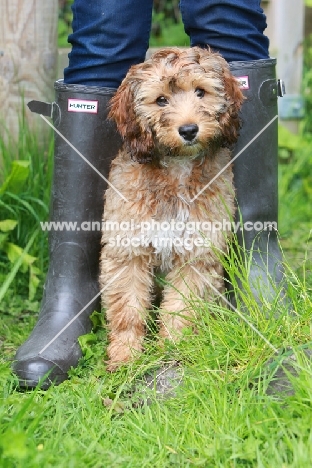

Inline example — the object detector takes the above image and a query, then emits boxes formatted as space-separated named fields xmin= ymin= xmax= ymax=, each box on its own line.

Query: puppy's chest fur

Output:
xmin=139 ymin=161 xmax=196 ymax=268
xmin=103 ymin=148 xmax=234 ymax=270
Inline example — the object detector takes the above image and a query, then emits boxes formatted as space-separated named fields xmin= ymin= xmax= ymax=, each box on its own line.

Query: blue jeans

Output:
xmin=64 ymin=0 xmax=269 ymax=88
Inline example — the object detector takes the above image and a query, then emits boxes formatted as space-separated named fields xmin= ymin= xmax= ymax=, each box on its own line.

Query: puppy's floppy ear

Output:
xmin=108 ymin=68 xmax=154 ymax=164
xmin=218 ymin=64 xmax=245 ymax=147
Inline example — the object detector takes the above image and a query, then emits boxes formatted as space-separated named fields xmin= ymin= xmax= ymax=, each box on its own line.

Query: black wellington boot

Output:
xmin=227 ymin=61 xmax=310 ymax=395
xmin=228 ymin=59 xmax=286 ymax=307
xmin=12 ymin=81 xmax=121 ymax=389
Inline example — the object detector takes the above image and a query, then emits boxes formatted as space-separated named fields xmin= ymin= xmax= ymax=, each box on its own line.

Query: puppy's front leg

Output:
xmin=100 ymin=253 xmax=153 ymax=371
xmin=159 ymin=259 xmax=224 ymax=341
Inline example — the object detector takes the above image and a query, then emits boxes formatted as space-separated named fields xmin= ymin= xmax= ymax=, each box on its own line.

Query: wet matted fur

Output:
xmin=100 ymin=47 xmax=244 ymax=371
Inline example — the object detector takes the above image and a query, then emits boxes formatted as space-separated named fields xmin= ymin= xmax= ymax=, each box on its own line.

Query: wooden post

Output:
xmin=0 ymin=0 xmax=58 ymax=143
xmin=262 ymin=0 xmax=305 ymax=133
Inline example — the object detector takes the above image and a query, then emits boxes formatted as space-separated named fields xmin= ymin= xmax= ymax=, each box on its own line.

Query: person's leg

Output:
xmin=64 ymin=0 xmax=153 ymax=87
xmin=180 ymin=0 xmax=285 ymax=305
xmin=180 ymin=0 xmax=269 ymax=62
xmin=13 ymin=0 xmax=153 ymax=388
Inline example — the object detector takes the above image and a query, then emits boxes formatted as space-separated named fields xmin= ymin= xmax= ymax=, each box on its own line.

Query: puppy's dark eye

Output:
xmin=156 ymin=96 xmax=169 ymax=107
xmin=195 ymin=88 xmax=205 ymax=98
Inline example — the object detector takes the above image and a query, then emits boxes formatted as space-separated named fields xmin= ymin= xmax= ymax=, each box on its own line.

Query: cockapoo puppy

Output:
xmin=100 ymin=47 xmax=244 ymax=371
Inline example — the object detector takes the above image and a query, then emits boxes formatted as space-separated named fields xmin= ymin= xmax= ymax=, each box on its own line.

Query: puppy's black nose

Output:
xmin=178 ymin=124 xmax=199 ymax=142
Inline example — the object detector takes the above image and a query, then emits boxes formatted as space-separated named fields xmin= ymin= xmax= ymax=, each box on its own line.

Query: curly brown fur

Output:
xmin=100 ymin=47 xmax=244 ymax=370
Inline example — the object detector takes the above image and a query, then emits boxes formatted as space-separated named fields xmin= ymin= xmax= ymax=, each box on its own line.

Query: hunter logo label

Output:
xmin=68 ymin=99 xmax=99 ymax=113
xmin=236 ymin=76 xmax=250 ymax=90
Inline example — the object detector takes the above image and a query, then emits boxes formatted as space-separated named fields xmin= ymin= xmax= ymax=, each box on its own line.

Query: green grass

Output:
xmin=0 ymin=112 xmax=312 ymax=467
xmin=1 ymin=279 xmax=312 ymax=467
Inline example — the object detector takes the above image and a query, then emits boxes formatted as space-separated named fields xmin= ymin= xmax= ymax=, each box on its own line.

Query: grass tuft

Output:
xmin=0 ymin=98 xmax=311 ymax=467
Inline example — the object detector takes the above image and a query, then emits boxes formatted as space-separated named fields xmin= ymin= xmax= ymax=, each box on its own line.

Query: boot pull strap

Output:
xmin=27 ymin=101 xmax=60 ymax=125
xmin=28 ymin=100 xmax=53 ymax=117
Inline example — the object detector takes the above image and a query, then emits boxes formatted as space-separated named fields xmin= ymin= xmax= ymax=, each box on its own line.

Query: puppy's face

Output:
xmin=109 ymin=47 xmax=244 ymax=163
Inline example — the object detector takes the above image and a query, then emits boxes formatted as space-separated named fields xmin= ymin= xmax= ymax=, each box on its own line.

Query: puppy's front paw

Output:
xmin=106 ymin=336 xmax=143 ymax=372
xmin=106 ymin=360 xmax=124 ymax=373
